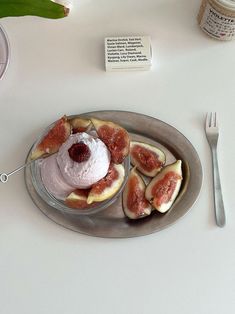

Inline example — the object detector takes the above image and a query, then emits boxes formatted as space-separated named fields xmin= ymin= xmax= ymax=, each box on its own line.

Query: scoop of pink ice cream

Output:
xmin=57 ymin=133 xmax=110 ymax=189
xmin=40 ymin=132 xmax=111 ymax=200
xmin=41 ymin=154 xmax=75 ymax=200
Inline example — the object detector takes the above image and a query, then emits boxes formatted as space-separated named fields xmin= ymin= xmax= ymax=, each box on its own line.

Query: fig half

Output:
xmin=65 ymin=189 xmax=91 ymax=209
xmin=91 ymin=118 xmax=130 ymax=164
xmin=123 ymin=168 xmax=152 ymax=219
xmin=69 ymin=117 xmax=92 ymax=134
xmin=130 ymin=141 xmax=166 ymax=177
xmin=87 ymin=163 xmax=125 ymax=204
xmin=145 ymin=160 xmax=183 ymax=213
xmin=31 ymin=115 xmax=71 ymax=160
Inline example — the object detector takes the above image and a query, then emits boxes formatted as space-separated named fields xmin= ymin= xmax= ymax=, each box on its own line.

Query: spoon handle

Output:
xmin=0 ymin=159 xmax=35 ymax=183
xmin=7 ymin=159 xmax=34 ymax=177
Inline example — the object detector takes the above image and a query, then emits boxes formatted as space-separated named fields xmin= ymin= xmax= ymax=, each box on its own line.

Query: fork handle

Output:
xmin=211 ymin=147 xmax=226 ymax=227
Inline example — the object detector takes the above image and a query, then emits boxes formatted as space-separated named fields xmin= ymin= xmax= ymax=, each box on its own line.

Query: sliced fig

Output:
xmin=130 ymin=141 xmax=166 ymax=177
xmin=31 ymin=116 xmax=71 ymax=160
xmin=87 ymin=163 xmax=125 ymax=204
xmin=69 ymin=117 xmax=92 ymax=134
xmin=123 ymin=168 xmax=152 ymax=219
xmin=91 ymin=118 xmax=130 ymax=164
xmin=145 ymin=160 xmax=183 ymax=213
xmin=65 ymin=189 xmax=92 ymax=209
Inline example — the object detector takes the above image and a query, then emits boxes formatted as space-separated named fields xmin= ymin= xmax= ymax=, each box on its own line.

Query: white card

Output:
xmin=105 ymin=36 xmax=152 ymax=71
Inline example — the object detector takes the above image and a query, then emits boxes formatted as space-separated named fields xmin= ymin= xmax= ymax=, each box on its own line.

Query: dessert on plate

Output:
xmin=31 ymin=115 xmax=130 ymax=209
xmin=30 ymin=115 xmax=183 ymax=218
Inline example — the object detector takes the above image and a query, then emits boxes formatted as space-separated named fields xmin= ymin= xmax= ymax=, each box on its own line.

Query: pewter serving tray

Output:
xmin=25 ymin=111 xmax=203 ymax=238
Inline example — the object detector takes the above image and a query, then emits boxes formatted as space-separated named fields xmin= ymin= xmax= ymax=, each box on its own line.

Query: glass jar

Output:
xmin=198 ymin=0 xmax=235 ymax=40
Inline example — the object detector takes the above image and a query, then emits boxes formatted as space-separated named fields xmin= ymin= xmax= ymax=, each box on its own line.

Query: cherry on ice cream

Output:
xmin=68 ymin=142 xmax=91 ymax=163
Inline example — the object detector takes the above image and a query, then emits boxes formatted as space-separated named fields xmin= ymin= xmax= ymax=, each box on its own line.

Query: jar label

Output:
xmin=200 ymin=2 xmax=235 ymax=40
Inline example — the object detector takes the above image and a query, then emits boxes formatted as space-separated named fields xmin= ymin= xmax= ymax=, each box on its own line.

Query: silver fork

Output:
xmin=205 ymin=112 xmax=226 ymax=227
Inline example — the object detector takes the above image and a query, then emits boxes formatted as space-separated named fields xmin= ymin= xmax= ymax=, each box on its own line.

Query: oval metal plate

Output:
xmin=25 ymin=111 xmax=203 ymax=238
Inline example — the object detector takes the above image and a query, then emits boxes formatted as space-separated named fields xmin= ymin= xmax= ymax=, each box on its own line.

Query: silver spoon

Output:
xmin=0 ymin=152 xmax=55 ymax=183
xmin=0 ymin=159 xmax=36 ymax=183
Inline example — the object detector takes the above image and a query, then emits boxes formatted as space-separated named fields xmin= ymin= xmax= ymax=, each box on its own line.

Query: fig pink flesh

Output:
xmin=151 ymin=171 xmax=181 ymax=207
xmin=131 ymin=144 xmax=163 ymax=172
xmin=127 ymin=175 xmax=150 ymax=216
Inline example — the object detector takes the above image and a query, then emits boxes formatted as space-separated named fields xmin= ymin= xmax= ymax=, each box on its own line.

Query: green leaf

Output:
xmin=0 ymin=0 xmax=69 ymax=19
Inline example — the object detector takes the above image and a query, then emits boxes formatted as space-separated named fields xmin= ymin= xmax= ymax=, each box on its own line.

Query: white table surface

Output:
xmin=0 ymin=1 xmax=235 ymax=313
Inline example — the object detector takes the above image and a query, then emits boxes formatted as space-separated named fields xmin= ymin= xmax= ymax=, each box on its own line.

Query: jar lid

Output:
xmin=215 ymin=0 xmax=235 ymax=11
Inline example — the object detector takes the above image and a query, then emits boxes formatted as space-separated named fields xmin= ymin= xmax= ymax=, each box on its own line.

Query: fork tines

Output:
xmin=206 ymin=112 xmax=218 ymax=128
